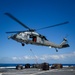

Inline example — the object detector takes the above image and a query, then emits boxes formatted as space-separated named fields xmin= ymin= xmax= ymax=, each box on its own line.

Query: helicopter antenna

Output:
xmin=63 ymin=34 xmax=69 ymax=43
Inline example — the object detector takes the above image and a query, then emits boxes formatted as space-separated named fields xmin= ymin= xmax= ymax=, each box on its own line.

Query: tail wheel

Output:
xmin=22 ymin=43 xmax=25 ymax=46
xmin=55 ymin=48 xmax=58 ymax=52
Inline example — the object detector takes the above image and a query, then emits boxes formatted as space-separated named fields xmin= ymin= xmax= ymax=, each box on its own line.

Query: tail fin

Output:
xmin=60 ymin=38 xmax=69 ymax=48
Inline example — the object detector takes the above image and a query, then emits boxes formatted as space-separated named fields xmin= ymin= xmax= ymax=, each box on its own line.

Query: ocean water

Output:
xmin=0 ymin=63 xmax=25 ymax=67
xmin=0 ymin=63 xmax=75 ymax=67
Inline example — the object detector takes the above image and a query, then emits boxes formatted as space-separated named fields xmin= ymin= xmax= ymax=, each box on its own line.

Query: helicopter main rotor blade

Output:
xmin=6 ymin=31 xmax=25 ymax=33
xmin=5 ymin=13 xmax=31 ymax=30
xmin=36 ymin=21 xmax=69 ymax=31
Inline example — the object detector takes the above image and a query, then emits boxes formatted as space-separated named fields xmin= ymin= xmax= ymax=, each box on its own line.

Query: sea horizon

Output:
xmin=0 ymin=63 xmax=75 ymax=67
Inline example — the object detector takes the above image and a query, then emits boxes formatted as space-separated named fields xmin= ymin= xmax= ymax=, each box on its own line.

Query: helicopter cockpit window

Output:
xmin=19 ymin=33 xmax=22 ymax=36
xmin=42 ymin=36 xmax=48 ymax=40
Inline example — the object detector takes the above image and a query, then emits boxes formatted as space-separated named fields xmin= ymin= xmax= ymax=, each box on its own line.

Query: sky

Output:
xmin=0 ymin=0 xmax=75 ymax=64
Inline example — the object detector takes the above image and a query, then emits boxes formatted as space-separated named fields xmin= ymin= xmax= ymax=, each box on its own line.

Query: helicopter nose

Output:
xmin=8 ymin=36 xmax=12 ymax=39
xmin=12 ymin=35 xmax=17 ymax=39
xmin=8 ymin=35 xmax=17 ymax=39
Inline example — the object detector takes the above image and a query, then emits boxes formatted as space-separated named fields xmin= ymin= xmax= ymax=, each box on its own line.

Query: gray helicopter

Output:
xmin=5 ymin=13 xmax=69 ymax=52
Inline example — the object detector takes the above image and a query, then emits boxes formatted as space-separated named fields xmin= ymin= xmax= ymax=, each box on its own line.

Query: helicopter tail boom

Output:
xmin=48 ymin=38 xmax=69 ymax=50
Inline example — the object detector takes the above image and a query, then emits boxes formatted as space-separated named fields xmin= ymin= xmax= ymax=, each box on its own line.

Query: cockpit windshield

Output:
xmin=39 ymin=34 xmax=48 ymax=40
xmin=42 ymin=36 xmax=48 ymax=40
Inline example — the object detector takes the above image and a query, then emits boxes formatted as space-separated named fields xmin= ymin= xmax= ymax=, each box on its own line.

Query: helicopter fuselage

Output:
xmin=8 ymin=31 xmax=69 ymax=49
xmin=5 ymin=13 xmax=69 ymax=51
xmin=9 ymin=31 xmax=50 ymax=46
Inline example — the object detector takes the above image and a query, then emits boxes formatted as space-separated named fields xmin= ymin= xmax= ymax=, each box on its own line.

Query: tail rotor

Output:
xmin=63 ymin=34 xmax=68 ymax=43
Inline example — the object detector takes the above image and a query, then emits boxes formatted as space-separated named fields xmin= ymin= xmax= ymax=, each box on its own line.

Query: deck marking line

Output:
xmin=29 ymin=70 xmax=55 ymax=75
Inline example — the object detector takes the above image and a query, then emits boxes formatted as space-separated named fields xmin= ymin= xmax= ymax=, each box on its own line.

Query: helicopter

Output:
xmin=5 ymin=13 xmax=69 ymax=52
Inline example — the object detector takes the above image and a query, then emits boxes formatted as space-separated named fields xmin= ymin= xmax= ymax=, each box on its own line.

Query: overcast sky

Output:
xmin=0 ymin=0 xmax=75 ymax=64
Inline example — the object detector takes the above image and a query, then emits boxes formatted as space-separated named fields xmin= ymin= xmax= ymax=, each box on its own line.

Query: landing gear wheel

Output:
xmin=22 ymin=43 xmax=25 ymax=46
xmin=56 ymin=49 xmax=58 ymax=52
xmin=55 ymin=48 xmax=58 ymax=52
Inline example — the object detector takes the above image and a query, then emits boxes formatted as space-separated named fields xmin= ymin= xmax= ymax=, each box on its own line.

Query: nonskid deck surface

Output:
xmin=0 ymin=67 xmax=75 ymax=75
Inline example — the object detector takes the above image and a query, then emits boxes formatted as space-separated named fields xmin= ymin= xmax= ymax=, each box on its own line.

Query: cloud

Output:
xmin=0 ymin=51 xmax=75 ymax=63
xmin=12 ymin=57 xmax=17 ymax=60
xmin=40 ymin=51 xmax=75 ymax=60
xmin=11 ymin=55 xmax=36 ymax=61
xmin=11 ymin=51 xmax=75 ymax=61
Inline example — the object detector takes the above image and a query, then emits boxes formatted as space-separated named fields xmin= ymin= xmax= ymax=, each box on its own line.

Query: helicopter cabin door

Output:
xmin=32 ymin=36 xmax=36 ymax=42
